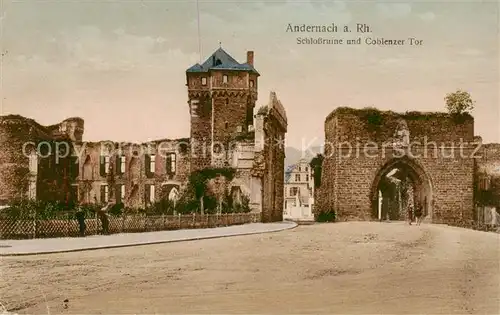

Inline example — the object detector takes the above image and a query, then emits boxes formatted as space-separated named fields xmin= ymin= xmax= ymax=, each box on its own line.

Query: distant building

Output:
xmin=283 ymin=158 xmax=314 ymax=221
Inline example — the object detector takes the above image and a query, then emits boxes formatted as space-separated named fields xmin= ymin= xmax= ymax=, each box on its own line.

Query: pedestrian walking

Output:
xmin=98 ymin=201 xmax=112 ymax=235
xmin=407 ymin=205 xmax=413 ymax=225
xmin=75 ymin=208 xmax=86 ymax=237
xmin=414 ymin=203 xmax=423 ymax=226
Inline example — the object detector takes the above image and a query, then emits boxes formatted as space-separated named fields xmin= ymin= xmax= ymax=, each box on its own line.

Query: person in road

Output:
xmin=414 ymin=203 xmax=423 ymax=226
xmin=75 ymin=207 xmax=86 ymax=237
xmin=97 ymin=201 xmax=112 ymax=235
xmin=407 ymin=204 xmax=413 ymax=225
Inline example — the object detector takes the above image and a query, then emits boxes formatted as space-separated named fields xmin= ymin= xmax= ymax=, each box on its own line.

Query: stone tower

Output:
xmin=186 ymin=48 xmax=259 ymax=170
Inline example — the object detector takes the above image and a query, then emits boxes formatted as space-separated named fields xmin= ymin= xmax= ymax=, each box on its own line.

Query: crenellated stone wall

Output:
xmin=0 ymin=115 xmax=79 ymax=205
xmin=253 ymin=92 xmax=287 ymax=222
xmin=316 ymin=107 xmax=477 ymax=227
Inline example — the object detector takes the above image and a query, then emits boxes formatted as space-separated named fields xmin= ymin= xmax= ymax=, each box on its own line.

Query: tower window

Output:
xmin=249 ymin=80 xmax=254 ymax=87
xmin=225 ymin=122 xmax=229 ymax=129
xmin=223 ymin=75 xmax=228 ymax=83
xmin=201 ymin=77 xmax=207 ymax=85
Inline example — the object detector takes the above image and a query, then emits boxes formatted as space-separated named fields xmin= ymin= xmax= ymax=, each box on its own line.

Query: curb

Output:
xmin=0 ymin=222 xmax=298 ymax=257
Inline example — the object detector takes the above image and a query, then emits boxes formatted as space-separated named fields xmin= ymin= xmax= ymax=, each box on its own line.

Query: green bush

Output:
xmin=3 ymin=199 xmax=73 ymax=219
xmin=109 ymin=202 xmax=125 ymax=216
xmin=145 ymin=199 xmax=175 ymax=215
xmin=315 ymin=210 xmax=336 ymax=222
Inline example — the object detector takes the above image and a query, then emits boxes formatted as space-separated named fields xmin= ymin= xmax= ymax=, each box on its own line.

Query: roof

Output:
xmin=186 ymin=48 xmax=259 ymax=75
xmin=284 ymin=164 xmax=295 ymax=182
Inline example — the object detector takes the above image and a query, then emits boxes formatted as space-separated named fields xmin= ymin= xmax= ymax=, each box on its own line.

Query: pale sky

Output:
xmin=1 ymin=0 xmax=499 ymax=148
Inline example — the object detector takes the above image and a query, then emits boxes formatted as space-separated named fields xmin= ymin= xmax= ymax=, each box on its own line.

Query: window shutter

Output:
xmin=166 ymin=155 xmax=172 ymax=175
xmin=115 ymin=155 xmax=121 ymax=174
xmin=99 ymin=156 xmax=105 ymax=176
xmin=115 ymin=185 xmax=121 ymax=203
xmin=145 ymin=154 xmax=151 ymax=176
xmin=144 ymin=184 xmax=151 ymax=204
xmin=100 ymin=185 xmax=106 ymax=203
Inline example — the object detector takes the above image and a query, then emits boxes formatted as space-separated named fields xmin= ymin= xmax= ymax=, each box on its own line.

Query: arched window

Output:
xmin=168 ymin=187 xmax=179 ymax=201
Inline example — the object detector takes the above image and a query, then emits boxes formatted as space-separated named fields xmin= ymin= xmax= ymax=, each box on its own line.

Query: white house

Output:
xmin=283 ymin=159 xmax=314 ymax=221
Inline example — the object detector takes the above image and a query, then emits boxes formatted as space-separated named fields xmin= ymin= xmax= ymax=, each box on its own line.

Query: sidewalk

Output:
xmin=0 ymin=221 xmax=297 ymax=256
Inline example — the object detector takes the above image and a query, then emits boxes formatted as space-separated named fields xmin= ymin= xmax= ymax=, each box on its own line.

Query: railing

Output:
xmin=0 ymin=213 xmax=261 ymax=240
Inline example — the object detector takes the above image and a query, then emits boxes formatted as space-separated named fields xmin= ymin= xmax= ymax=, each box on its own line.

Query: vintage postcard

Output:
xmin=0 ymin=0 xmax=499 ymax=314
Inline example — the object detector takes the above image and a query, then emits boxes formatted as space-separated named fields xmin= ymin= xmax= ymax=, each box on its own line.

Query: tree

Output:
xmin=445 ymin=89 xmax=475 ymax=115
xmin=309 ymin=153 xmax=324 ymax=187
xmin=187 ymin=167 xmax=236 ymax=215
xmin=207 ymin=175 xmax=229 ymax=214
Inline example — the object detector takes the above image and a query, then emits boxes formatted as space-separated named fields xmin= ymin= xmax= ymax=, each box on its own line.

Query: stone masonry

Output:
xmin=0 ymin=48 xmax=288 ymax=222
xmin=315 ymin=107 xmax=480 ymax=227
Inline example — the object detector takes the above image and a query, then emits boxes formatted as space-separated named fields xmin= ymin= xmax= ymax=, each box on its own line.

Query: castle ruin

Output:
xmin=0 ymin=48 xmax=287 ymax=222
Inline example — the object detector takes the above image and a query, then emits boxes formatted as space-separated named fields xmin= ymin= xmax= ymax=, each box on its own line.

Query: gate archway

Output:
xmin=370 ymin=156 xmax=433 ymax=222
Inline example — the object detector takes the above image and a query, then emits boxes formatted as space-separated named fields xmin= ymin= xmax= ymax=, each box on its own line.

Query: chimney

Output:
xmin=247 ymin=51 xmax=254 ymax=66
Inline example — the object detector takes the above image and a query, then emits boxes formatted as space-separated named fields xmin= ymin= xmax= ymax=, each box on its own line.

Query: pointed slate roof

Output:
xmin=186 ymin=48 xmax=259 ymax=75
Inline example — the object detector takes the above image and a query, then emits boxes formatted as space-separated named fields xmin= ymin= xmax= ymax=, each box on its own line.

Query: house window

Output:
xmin=150 ymin=154 xmax=156 ymax=173
xmin=249 ymin=80 xmax=254 ymax=87
xmin=119 ymin=156 xmax=125 ymax=174
xmin=201 ymin=77 xmax=207 ymax=85
xmin=100 ymin=184 xmax=109 ymax=203
xmin=295 ymin=174 xmax=300 ymax=182
xmin=166 ymin=153 xmax=176 ymax=174
xmin=225 ymin=122 xmax=229 ymax=129
xmin=29 ymin=152 xmax=38 ymax=174
xmin=223 ymin=75 xmax=228 ymax=83
xmin=100 ymin=156 xmax=111 ymax=176
xmin=306 ymin=174 xmax=309 ymax=182
xmin=305 ymin=166 xmax=308 ymax=172
xmin=290 ymin=187 xmax=298 ymax=196
xmin=479 ymin=176 xmax=491 ymax=191
xmin=298 ymin=166 xmax=301 ymax=172
xmin=145 ymin=184 xmax=155 ymax=204
xmin=145 ymin=154 xmax=156 ymax=174
xmin=115 ymin=184 xmax=125 ymax=203
xmin=104 ymin=156 xmax=110 ymax=173
xmin=236 ymin=125 xmax=242 ymax=133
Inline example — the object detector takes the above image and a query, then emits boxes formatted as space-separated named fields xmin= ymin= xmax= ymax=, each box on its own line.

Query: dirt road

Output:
xmin=1 ymin=222 xmax=499 ymax=314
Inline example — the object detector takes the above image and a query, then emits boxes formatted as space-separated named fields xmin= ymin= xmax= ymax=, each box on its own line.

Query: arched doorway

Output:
xmin=370 ymin=157 xmax=433 ymax=222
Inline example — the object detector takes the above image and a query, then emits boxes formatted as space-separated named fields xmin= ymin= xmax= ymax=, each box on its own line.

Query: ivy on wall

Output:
xmin=309 ymin=153 xmax=324 ymax=188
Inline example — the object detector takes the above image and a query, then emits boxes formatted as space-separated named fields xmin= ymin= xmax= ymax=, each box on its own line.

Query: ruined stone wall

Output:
xmin=76 ymin=139 xmax=190 ymax=208
xmin=317 ymin=108 xmax=476 ymax=226
xmin=475 ymin=143 xmax=500 ymax=209
xmin=325 ymin=108 xmax=474 ymax=144
xmin=0 ymin=115 xmax=78 ymax=205
xmin=254 ymin=92 xmax=287 ymax=222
